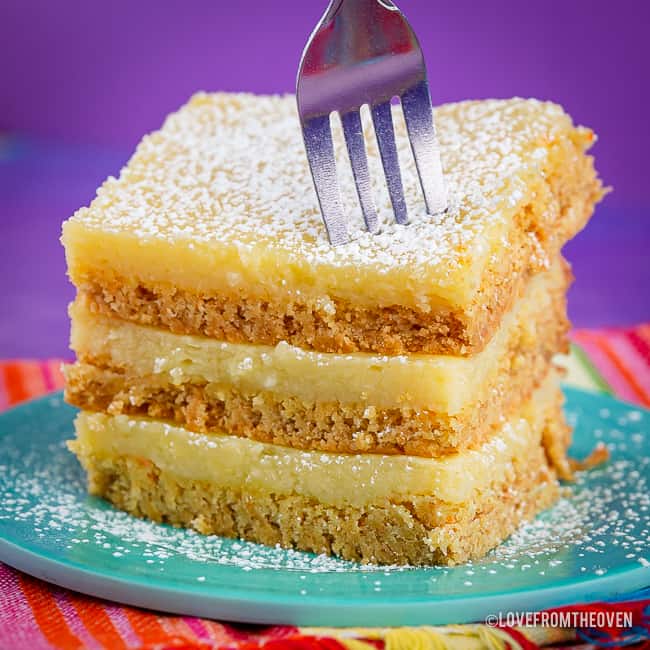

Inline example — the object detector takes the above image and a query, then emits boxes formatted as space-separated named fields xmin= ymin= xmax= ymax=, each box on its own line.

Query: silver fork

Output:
xmin=297 ymin=0 xmax=447 ymax=246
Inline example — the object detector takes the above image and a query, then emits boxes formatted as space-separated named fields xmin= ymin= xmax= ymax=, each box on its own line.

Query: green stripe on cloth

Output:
xmin=557 ymin=343 xmax=614 ymax=394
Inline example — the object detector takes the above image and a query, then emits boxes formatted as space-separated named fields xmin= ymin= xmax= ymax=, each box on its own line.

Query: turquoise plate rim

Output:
xmin=0 ymin=388 xmax=648 ymax=627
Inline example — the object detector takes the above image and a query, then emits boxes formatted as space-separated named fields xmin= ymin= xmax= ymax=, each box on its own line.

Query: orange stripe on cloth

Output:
xmin=124 ymin=607 xmax=179 ymax=647
xmin=18 ymin=574 xmax=85 ymax=650
xmin=69 ymin=597 xmax=130 ymax=649
xmin=1 ymin=361 xmax=33 ymax=405
xmin=0 ymin=359 xmax=64 ymax=408
xmin=15 ymin=360 xmax=47 ymax=400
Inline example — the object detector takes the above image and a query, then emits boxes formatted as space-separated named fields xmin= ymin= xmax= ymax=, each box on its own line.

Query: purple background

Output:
xmin=1 ymin=0 xmax=649 ymax=358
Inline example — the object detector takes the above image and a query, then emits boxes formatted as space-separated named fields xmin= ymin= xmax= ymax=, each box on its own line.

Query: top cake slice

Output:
xmin=62 ymin=93 xmax=603 ymax=355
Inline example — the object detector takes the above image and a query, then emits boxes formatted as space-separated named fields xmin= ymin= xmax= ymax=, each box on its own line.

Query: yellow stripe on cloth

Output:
xmin=338 ymin=640 xmax=378 ymax=650
xmin=303 ymin=626 xmax=523 ymax=650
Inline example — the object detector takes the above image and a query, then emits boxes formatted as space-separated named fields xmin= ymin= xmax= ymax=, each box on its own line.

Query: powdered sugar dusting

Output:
xmin=1 ymin=440 xmax=400 ymax=575
xmin=65 ymin=94 xmax=581 ymax=277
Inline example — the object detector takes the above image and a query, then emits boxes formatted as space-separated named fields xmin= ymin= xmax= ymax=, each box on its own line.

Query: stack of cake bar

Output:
xmin=63 ymin=93 xmax=604 ymax=565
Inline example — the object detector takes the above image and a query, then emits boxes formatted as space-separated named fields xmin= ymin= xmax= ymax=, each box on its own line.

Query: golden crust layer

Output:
xmin=64 ymin=284 xmax=568 ymax=457
xmin=64 ymin=95 xmax=604 ymax=347
xmin=73 ymin=151 xmax=599 ymax=356
xmin=71 ymin=430 xmax=559 ymax=566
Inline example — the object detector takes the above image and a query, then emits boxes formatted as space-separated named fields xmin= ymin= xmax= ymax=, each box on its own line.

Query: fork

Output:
xmin=296 ymin=0 xmax=447 ymax=246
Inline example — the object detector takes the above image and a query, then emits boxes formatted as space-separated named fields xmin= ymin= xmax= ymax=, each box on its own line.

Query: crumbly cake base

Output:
xmin=74 ymin=151 xmax=600 ymax=356
xmin=64 ymin=294 xmax=568 ymax=457
xmin=71 ymin=439 xmax=559 ymax=566
xmin=69 ymin=384 xmax=568 ymax=565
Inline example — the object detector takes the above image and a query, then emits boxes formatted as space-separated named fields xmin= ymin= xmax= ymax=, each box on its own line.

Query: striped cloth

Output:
xmin=571 ymin=324 xmax=650 ymax=406
xmin=0 ymin=323 xmax=649 ymax=650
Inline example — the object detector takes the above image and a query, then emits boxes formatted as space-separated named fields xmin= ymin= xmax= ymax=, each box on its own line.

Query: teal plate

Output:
xmin=0 ymin=389 xmax=648 ymax=627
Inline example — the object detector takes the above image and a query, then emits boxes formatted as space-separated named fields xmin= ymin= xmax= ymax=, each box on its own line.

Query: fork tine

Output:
xmin=370 ymin=101 xmax=409 ymax=225
xmin=301 ymin=114 xmax=349 ymax=245
xmin=401 ymin=80 xmax=447 ymax=215
xmin=340 ymin=110 xmax=379 ymax=234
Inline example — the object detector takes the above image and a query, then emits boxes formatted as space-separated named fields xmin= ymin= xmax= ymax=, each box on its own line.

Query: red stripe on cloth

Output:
xmin=498 ymin=626 xmax=540 ymax=650
xmin=18 ymin=574 xmax=85 ymax=650
xmin=636 ymin=322 xmax=650 ymax=340
xmin=616 ymin=331 xmax=650 ymax=398
xmin=124 ymin=608 xmax=181 ymax=647
xmin=68 ymin=595 xmax=130 ymax=649
xmin=571 ymin=332 xmax=641 ymax=404
xmin=54 ymin=592 xmax=104 ymax=650
xmin=627 ymin=328 xmax=650 ymax=366
xmin=598 ymin=334 xmax=650 ymax=406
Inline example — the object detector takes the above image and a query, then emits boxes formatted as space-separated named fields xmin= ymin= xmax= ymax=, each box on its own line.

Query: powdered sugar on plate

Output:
xmin=0 ymin=391 xmax=648 ymax=591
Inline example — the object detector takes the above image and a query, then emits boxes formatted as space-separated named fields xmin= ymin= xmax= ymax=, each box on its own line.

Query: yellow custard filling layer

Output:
xmin=70 ymin=263 xmax=563 ymax=414
xmin=62 ymin=94 xmax=596 ymax=310
xmin=72 ymin=372 xmax=557 ymax=507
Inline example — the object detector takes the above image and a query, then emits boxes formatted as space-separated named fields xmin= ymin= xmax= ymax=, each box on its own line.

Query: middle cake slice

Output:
xmin=66 ymin=257 xmax=570 ymax=458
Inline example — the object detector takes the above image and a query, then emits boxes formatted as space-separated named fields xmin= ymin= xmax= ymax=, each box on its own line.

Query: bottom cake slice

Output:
xmin=69 ymin=371 xmax=567 ymax=566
